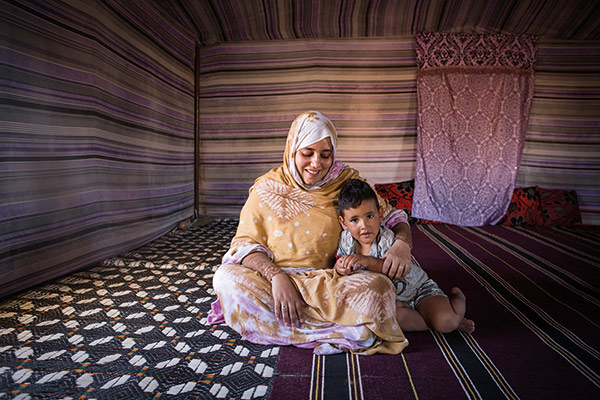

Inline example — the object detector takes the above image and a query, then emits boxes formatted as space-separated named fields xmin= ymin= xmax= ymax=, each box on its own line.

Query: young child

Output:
xmin=335 ymin=179 xmax=475 ymax=333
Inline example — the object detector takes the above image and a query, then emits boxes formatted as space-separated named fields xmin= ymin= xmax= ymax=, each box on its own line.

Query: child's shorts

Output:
xmin=393 ymin=261 xmax=446 ymax=310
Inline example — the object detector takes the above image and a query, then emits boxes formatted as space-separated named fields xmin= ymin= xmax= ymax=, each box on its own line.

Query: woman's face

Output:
xmin=294 ymin=137 xmax=333 ymax=186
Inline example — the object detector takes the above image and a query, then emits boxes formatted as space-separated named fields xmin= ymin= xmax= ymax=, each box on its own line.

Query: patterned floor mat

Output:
xmin=0 ymin=218 xmax=278 ymax=399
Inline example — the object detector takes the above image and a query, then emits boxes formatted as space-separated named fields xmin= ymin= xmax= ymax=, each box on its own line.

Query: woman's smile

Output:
xmin=294 ymin=137 xmax=333 ymax=185
xmin=305 ymin=168 xmax=322 ymax=176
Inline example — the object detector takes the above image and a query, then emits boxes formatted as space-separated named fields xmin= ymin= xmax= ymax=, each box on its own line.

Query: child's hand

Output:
xmin=335 ymin=256 xmax=353 ymax=276
xmin=335 ymin=255 xmax=365 ymax=276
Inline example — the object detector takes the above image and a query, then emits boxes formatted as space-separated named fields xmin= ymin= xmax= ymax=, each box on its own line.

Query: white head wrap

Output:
xmin=283 ymin=111 xmax=339 ymax=189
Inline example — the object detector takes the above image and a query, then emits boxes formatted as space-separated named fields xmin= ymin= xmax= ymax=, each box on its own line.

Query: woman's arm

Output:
xmin=382 ymin=222 xmax=412 ymax=280
xmin=371 ymin=182 xmax=412 ymax=280
xmin=241 ymin=251 xmax=283 ymax=281
xmin=391 ymin=221 xmax=413 ymax=248
xmin=241 ymin=252 xmax=305 ymax=327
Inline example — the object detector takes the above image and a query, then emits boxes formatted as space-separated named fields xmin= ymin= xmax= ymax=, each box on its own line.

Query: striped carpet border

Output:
xmin=308 ymin=351 xmax=421 ymax=399
xmin=419 ymin=225 xmax=600 ymax=388
xmin=465 ymin=227 xmax=600 ymax=306
xmin=307 ymin=327 xmax=520 ymax=399
xmin=509 ymin=227 xmax=600 ymax=266
xmin=431 ymin=330 xmax=519 ymax=400
xmin=461 ymin=332 xmax=519 ymax=399
xmin=310 ymin=352 xmax=364 ymax=400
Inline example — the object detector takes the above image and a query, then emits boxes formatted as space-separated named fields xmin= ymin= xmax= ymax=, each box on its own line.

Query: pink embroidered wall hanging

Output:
xmin=412 ymin=32 xmax=538 ymax=226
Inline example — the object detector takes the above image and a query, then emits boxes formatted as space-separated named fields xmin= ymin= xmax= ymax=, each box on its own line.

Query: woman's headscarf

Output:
xmin=282 ymin=111 xmax=343 ymax=190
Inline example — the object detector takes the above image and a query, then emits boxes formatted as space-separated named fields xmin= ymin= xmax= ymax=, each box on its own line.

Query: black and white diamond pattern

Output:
xmin=0 ymin=219 xmax=277 ymax=399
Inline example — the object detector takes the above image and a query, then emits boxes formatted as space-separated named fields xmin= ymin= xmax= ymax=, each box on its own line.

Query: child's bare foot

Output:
xmin=449 ymin=287 xmax=474 ymax=333
xmin=449 ymin=287 xmax=466 ymax=317
xmin=458 ymin=317 xmax=475 ymax=333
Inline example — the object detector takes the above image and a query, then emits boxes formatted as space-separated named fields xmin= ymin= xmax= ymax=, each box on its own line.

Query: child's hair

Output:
xmin=338 ymin=179 xmax=378 ymax=216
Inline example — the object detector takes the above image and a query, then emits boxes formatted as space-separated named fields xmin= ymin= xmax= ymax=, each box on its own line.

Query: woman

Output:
xmin=209 ymin=111 xmax=413 ymax=354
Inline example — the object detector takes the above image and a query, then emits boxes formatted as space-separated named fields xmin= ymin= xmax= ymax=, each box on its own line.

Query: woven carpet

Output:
xmin=1 ymin=219 xmax=599 ymax=399
xmin=0 ymin=219 xmax=276 ymax=399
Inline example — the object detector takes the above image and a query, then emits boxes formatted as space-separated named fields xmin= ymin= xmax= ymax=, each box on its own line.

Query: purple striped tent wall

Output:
xmin=198 ymin=37 xmax=600 ymax=224
xmin=198 ymin=37 xmax=418 ymax=216
xmin=517 ymin=40 xmax=600 ymax=224
xmin=183 ymin=0 xmax=599 ymax=45
xmin=0 ymin=1 xmax=196 ymax=297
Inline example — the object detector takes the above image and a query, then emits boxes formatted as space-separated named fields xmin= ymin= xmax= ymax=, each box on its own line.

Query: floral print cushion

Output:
xmin=502 ymin=186 xmax=544 ymax=226
xmin=539 ymin=188 xmax=582 ymax=226
xmin=375 ymin=181 xmax=414 ymax=215
xmin=375 ymin=180 xmax=442 ymax=224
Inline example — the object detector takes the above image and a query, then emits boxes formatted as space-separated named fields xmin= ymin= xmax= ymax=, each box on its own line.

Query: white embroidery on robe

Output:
xmin=255 ymin=179 xmax=317 ymax=220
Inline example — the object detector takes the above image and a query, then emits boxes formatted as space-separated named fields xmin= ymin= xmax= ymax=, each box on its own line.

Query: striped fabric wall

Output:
xmin=198 ymin=37 xmax=418 ymax=216
xmin=0 ymin=1 xmax=196 ymax=297
xmin=517 ymin=40 xmax=600 ymax=225
xmin=184 ymin=0 xmax=600 ymax=45
xmin=198 ymin=37 xmax=600 ymax=225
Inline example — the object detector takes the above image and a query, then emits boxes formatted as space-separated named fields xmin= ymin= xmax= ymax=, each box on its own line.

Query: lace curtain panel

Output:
xmin=412 ymin=32 xmax=538 ymax=226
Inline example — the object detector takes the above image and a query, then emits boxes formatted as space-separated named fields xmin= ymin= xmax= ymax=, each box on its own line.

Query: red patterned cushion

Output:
xmin=502 ymin=187 xmax=544 ymax=226
xmin=374 ymin=180 xmax=442 ymax=224
xmin=539 ymin=188 xmax=582 ymax=226
xmin=374 ymin=181 xmax=413 ymax=216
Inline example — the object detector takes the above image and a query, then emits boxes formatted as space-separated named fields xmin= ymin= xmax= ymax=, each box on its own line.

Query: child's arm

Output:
xmin=356 ymin=255 xmax=384 ymax=273
xmin=336 ymin=254 xmax=385 ymax=274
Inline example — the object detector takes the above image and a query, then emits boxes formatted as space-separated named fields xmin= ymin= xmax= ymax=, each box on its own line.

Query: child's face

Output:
xmin=339 ymin=198 xmax=383 ymax=248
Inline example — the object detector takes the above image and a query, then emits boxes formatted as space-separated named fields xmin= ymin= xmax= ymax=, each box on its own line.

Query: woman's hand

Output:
xmin=241 ymin=251 xmax=305 ymax=327
xmin=271 ymin=272 xmax=306 ymax=328
xmin=382 ymin=239 xmax=411 ymax=280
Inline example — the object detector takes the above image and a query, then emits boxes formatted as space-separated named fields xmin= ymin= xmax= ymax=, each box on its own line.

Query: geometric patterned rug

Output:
xmin=0 ymin=218 xmax=277 ymax=399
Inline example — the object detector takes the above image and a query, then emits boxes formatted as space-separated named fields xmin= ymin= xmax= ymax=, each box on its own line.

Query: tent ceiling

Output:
xmin=177 ymin=0 xmax=600 ymax=46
